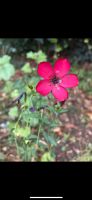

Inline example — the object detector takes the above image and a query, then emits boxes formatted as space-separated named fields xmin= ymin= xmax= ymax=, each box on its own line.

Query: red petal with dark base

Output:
xmin=37 ymin=62 xmax=54 ymax=79
xmin=61 ymin=74 xmax=79 ymax=88
xmin=36 ymin=80 xmax=52 ymax=96
xmin=52 ymin=85 xmax=68 ymax=101
xmin=54 ymin=58 xmax=71 ymax=78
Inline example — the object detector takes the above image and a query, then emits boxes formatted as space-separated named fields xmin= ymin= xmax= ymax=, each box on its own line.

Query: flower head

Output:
xmin=36 ymin=58 xmax=79 ymax=102
xmin=29 ymin=107 xmax=36 ymax=112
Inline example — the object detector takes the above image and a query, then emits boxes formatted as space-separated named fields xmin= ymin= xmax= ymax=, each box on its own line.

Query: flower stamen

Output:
xmin=51 ymin=76 xmax=60 ymax=84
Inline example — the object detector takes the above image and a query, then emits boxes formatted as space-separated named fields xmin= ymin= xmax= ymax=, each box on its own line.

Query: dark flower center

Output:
xmin=51 ymin=76 xmax=60 ymax=84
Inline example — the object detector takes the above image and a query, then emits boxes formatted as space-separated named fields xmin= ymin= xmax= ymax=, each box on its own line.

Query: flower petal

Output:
xmin=36 ymin=80 xmax=52 ymax=96
xmin=37 ymin=62 xmax=54 ymax=79
xmin=61 ymin=74 xmax=79 ymax=88
xmin=54 ymin=58 xmax=71 ymax=78
xmin=52 ymin=85 xmax=68 ymax=101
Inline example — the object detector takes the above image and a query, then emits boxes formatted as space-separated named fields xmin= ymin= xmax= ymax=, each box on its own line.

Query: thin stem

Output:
xmin=37 ymin=110 xmax=43 ymax=145
xmin=14 ymin=134 xmax=20 ymax=156
xmin=30 ymin=94 xmax=33 ymax=107
xmin=24 ymin=111 xmax=31 ymax=161
xmin=15 ymin=112 xmax=22 ymax=129
xmin=13 ymin=111 xmax=23 ymax=157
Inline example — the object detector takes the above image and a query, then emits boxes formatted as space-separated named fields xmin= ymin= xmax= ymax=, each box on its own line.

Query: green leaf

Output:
xmin=55 ymin=44 xmax=63 ymax=52
xmin=43 ymin=133 xmax=57 ymax=146
xmin=3 ymin=81 xmax=13 ymax=93
xmin=48 ymin=105 xmax=68 ymax=115
xmin=0 ymin=55 xmax=11 ymax=65
xmin=10 ymin=89 xmax=20 ymax=98
xmin=14 ymin=126 xmax=30 ymax=138
xmin=26 ymin=51 xmax=36 ymax=59
xmin=56 ymin=108 xmax=68 ymax=114
xmin=41 ymin=152 xmax=55 ymax=161
xmin=30 ymin=117 xmax=39 ymax=127
xmin=26 ymin=50 xmax=47 ymax=63
xmin=36 ymin=50 xmax=47 ymax=63
xmin=29 ymin=135 xmax=38 ymax=139
xmin=9 ymin=106 xmax=18 ymax=118
xmin=47 ymin=106 xmax=57 ymax=114
xmin=29 ymin=76 xmax=40 ymax=87
xmin=21 ymin=63 xmax=32 ymax=73
xmin=0 ymin=63 xmax=15 ymax=80
xmin=49 ymin=38 xmax=58 ymax=43
xmin=0 ymin=55 xmax=15 ymax=81
xmin=7 ymin=122 xmax=16 ymax=132
xmin=84 ymin=38 xmax=89 ymax=43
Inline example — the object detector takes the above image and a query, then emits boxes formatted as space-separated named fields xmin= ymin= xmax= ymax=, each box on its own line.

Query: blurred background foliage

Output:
xmin=1 ymin=38 xmax=92 ymax=63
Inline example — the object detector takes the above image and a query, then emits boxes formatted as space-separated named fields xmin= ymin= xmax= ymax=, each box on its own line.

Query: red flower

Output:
xmin=36 ymin=58 xmax=79 ymax=102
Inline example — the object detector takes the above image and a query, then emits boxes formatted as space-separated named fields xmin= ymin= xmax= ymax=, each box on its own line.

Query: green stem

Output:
xmin=37 ymin=110 xmax=43 ymax=145
xmin=14 ymin=134 xmax=20 ymax=156
xmin=13 ymin=112 xmax=22 ymax=157
xmin=24 ymin=111 xmax=31 ymax=161
xmin=30 ymin=94 xmax=33 ymax=107
xmin=15 ymin=112 xmax=22 ymax=129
